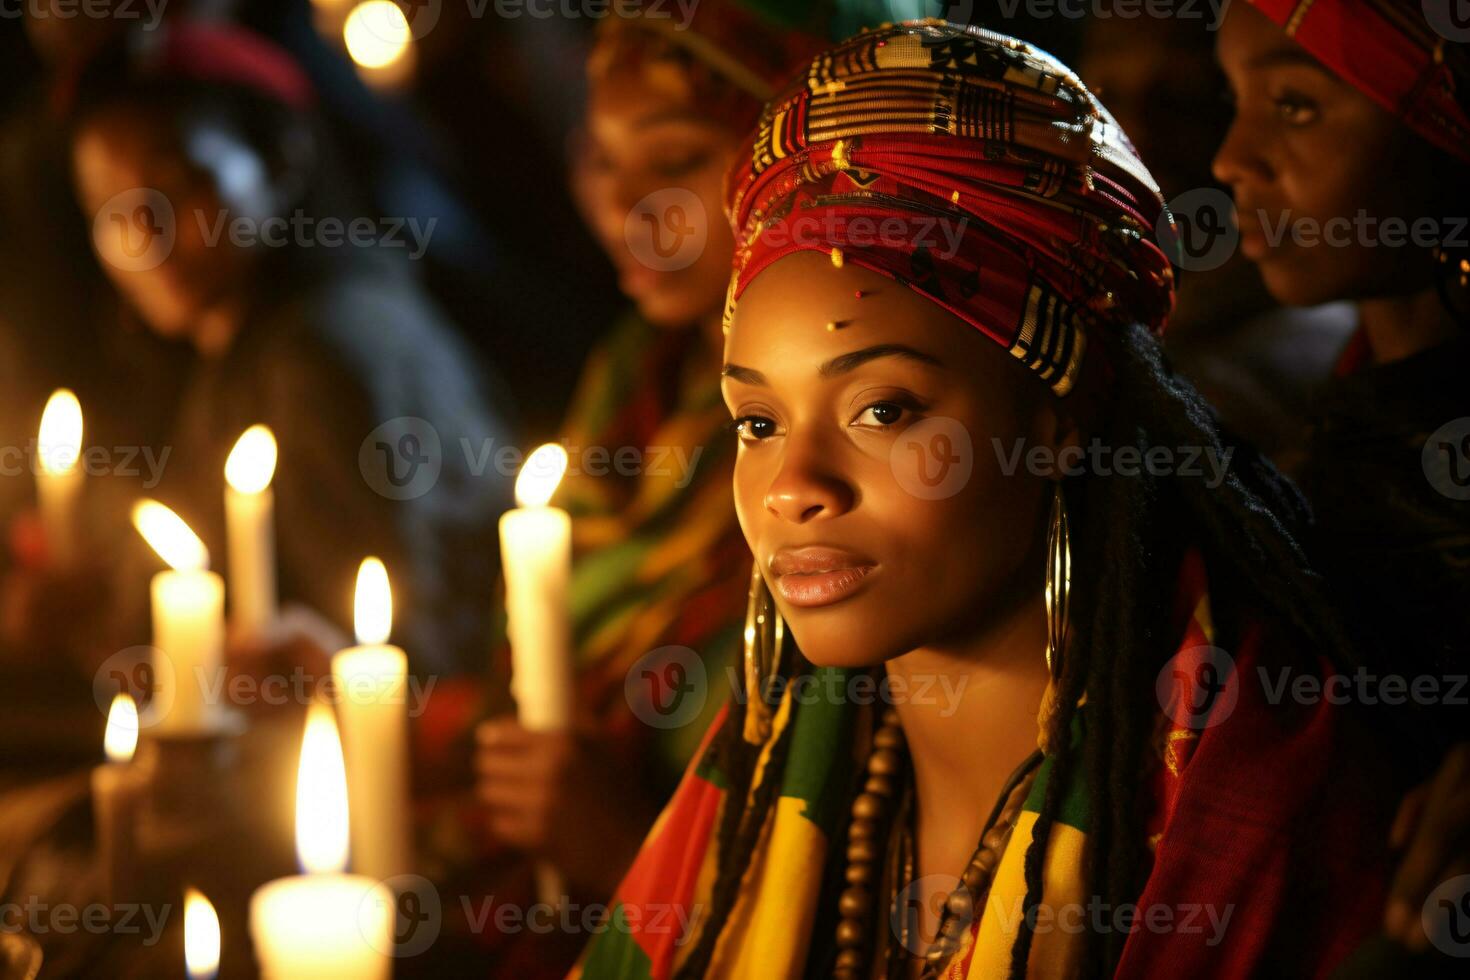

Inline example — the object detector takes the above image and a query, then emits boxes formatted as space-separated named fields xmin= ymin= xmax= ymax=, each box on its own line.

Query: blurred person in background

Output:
xmin=1 ymin=22 xmax=513 ymax=687
xmin=1078 ymin=10 xmax=1354 ymax=470
xmin=1214 ymin=0 xmax=1470 ymax=968
xmin=437 ymin=2 xmax=830 ymax=973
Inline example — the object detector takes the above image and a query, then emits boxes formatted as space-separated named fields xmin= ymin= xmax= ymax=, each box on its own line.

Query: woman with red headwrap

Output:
xmin=1214 ymin=3 xmax=1470 ymax=966
xmin=570 ymin=20 xmax=1404 ymax=979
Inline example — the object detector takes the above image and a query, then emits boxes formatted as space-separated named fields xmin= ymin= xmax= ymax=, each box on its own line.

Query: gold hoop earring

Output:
xmin=1045 ymin=483 xmax=1071 ymax=681
xmin=742 ymin=562 xmax=786 ymax=745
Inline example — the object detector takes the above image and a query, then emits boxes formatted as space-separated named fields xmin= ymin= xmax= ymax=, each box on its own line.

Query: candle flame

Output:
xmin=103 ymin=693 xmax=139 ymax=764
xmin=344 ymin=1 xmax=411 ymax=69
xmin=515 ymin=444 xmax=569 ymax=508
xmin=295 ymin=702 xmax=350 ymax=874
xmin=132 ymin=500 xmax=209 ymax=571
xmin=38 ymin=388 xmax=83 ymax=476
xmin=224 ymin=424 xmax=277 ymax=494
xmin=184 ymin=887 xmax=221 ymax=980
xmin=353 ymin=557 xmax=392 ymax=645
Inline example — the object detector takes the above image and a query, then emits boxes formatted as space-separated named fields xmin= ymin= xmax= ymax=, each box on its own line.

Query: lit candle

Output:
xmin=499 ymin=444 xmax=574 ymax=732
xmin=36 ymin=388 xmax=84 ymax=566
xmin=132 ymin=500 xmax=225 ymax=734
xmin=185 ymin=887 xmax=221 ymax=980
xmin=331 ymin=558 xmax=412 ymax=883
xmin=92 ymin=693 xmax=140 ymax=907
xmin=224 ymin=424 xmax=278 ymax=637
xmin=498 ymin=443 xmax=573 ymax=905
xmin=249 ymin=702 xmax=393 ymax=979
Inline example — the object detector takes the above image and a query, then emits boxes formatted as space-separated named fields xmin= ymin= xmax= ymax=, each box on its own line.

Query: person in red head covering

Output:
xmin=1214 ymin=5 xmax=1470 ymax=965
xmin=571 ymin=20 xmax=1408 ymax=979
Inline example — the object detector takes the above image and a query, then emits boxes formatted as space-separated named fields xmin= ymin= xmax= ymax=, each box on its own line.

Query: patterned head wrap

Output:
xmin=723 ymin=20 xmax=1176 ymax=396
xmin=1241 ymin=0 xmax=1470 ymax=164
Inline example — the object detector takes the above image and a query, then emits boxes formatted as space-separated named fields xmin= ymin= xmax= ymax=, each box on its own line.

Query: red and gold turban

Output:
xmin=723 ymin=20 xmax=1176 ymax=396
xmin=1242 ymin=0 xmax=1470 ymax=164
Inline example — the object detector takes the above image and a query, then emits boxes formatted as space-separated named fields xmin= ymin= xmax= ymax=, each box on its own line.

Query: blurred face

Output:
xmin=72 ymin=107 xmax=263 ymax=341
xmin=723 ymin=251 xmax=1069 ymax=668
xmin=574 ymin=61 xmax=740 ymax=329
xmin=1213 ymin=4 xmax=1439 ymax=306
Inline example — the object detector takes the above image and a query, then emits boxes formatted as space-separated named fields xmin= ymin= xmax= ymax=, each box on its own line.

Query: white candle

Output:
xmin=331 ymin=557 xmax=412 ymax=884
xmin=498 ymin=444 xmax=574 ymax=732
xmin=250 ymin=702 xmax=393 ymax=979
xmin=92 ymin=693 xmax=140 ymax=907
xmin=224 ymin=424 xmax=279 ymax=636
xmin=185 ymin=887 xmax=221 ymax=980
xmin=36 ymin=388 xmax=84 ymax=566
xmin=498 ymin=444 xmax=574 ymax=905
xmin=132 ymin=500 xmax=225 ymax=734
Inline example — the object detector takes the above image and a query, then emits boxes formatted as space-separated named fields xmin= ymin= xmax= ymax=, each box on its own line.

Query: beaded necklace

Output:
xmin=832 ymin=707 xmax=1043 ymax=979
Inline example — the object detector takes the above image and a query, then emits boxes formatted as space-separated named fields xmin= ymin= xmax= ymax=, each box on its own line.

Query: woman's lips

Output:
xmin=769 ymin=547 xmax=877 ymax=608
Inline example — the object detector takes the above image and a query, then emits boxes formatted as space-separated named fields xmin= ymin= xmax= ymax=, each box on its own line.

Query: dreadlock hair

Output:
xmin=677 ymin=318 xmax=1381 ymax=980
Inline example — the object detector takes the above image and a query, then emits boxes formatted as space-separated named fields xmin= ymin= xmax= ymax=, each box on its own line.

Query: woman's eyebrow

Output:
xmin=819 ymin=344 xmax=943 ymax=377
xmin=722 ymin=364 xmax=766 ymax=385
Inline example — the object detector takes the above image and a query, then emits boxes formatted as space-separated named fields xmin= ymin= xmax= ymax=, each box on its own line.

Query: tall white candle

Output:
xmin=332 ymin=557 xmax=412 ymax=884
xmin=498 ymin=443 xmax=574 ymax=732
xmin=250 ymin=703 xmax=393 ymax=979
xmin=498 ymin=443 xmax=574 ymax=905
xmin=36 ymin=388 xmax=84 ymax=566
xmin=132 ymin=500 xmax=225 ymax=734
xmin=224 ymin=424 xmax=278 ymax=636
xmin=185 ymin=887 xmax=221 ymax=980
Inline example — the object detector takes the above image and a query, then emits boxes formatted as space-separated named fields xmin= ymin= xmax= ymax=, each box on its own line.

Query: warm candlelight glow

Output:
xmin=295 ymin=702 xmax=351 ymax=875
xmin=38 ymin=388 xmax=83 ymax=475
xmin=133 ymin=500 xmax=209 ymax=572
xmin=224 ymin=424 xmax=278 ymax=495
xmin=343 ymin=1 xmax=411 ymax=69
xmin=184 ymin=887 xmax=221 ymax=980
xmin=515 ymin=443 xmax=569 ymax=508
xmin=353 ymin=557 xmax=392 ymax=646
xmin=103 ymin=693 xmax=138 ymax=764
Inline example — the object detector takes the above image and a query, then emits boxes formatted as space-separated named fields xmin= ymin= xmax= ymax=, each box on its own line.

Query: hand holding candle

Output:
xmin=224 ymin=424 xmax=278 ymax=637
xmin=332 ymin=558 xmax=412 ymax=884
xmin=36 ymin=388 xmax=84 ymax=567
xmin=498 ymin=444 xmax=573 ymax=905
xmin=132 ymin=500 xmax=225 ymax=734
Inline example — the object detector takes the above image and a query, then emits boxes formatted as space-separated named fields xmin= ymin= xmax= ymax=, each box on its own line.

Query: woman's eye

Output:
xmin=1274 ymin=93 xmax=1319 ymax=126
xmin=853 ymin=402 xmax=907 ymax=427
xmin=732 ymin=416 xmax=777 ymax=442
xmin=652 ymin=151 xmax=712 ymax=179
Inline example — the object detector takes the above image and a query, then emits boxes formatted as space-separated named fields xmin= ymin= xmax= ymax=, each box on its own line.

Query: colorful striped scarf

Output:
xmin=571 ymin=553 xmax=1396 ymax=977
